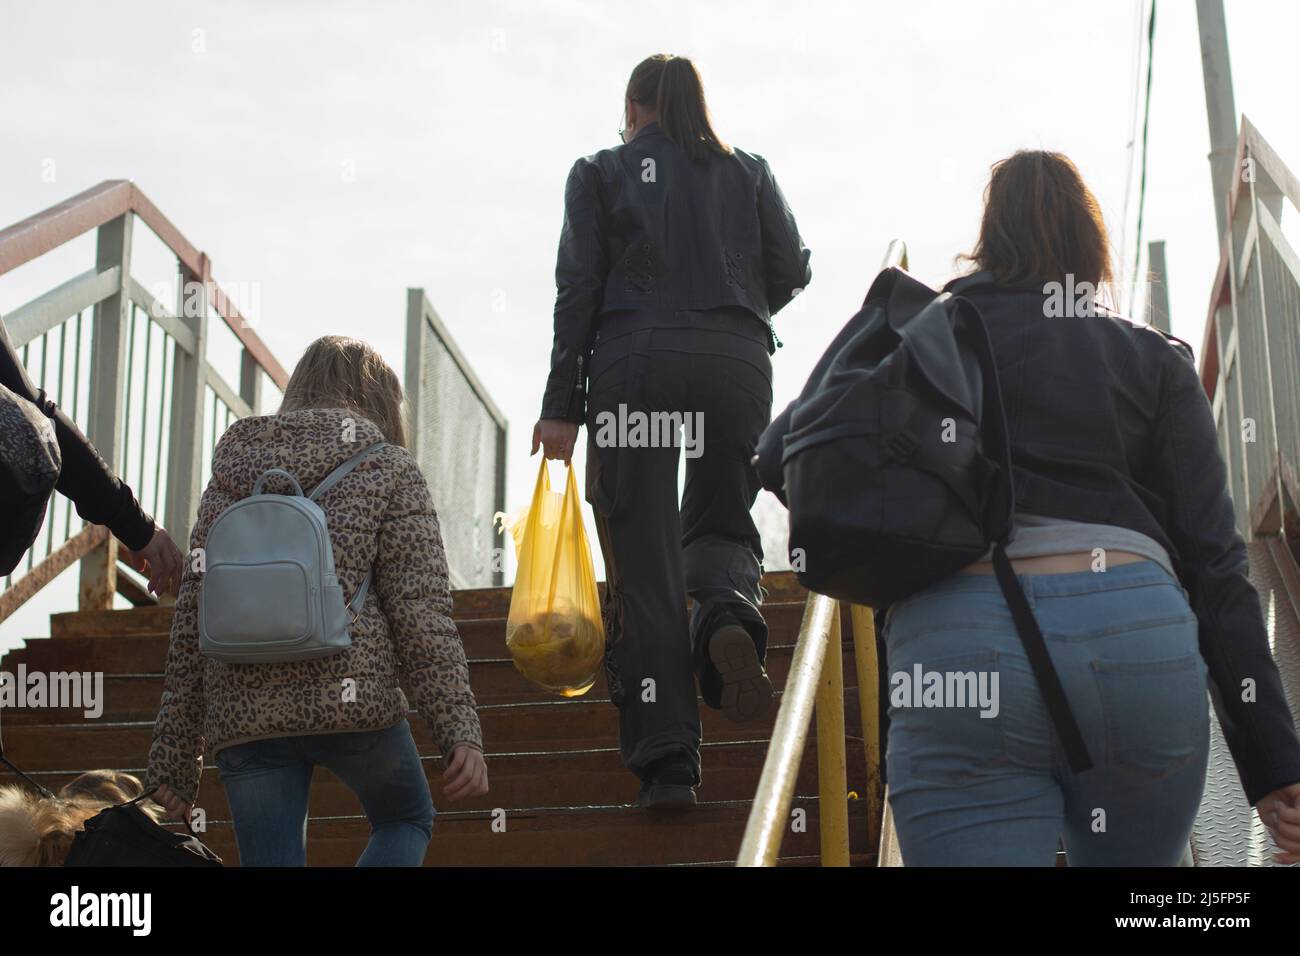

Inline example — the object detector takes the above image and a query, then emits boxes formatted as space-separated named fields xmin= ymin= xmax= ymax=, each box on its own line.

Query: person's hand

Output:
xmin=1255 ymin=782 xmax=1300 ymax=863
xmin=123 ymin=525 xmax=184 ymax=597
xmin=531 ymin=419 xmax=579 ymax=463
xmin=442 ymin=744 xmax=489 ymax=801
xmin=153 ymin=784 xmax=194 ymax=825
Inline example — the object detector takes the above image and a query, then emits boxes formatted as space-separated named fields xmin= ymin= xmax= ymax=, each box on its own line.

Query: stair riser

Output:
xmin=192 ymin=804 xmax=869 ymax=867
xmin=0 ymin=644 xmax=860 ymax=722
xmin=0 ymin=685 xmax=867 ymax=770
xmin=16 ymin=602 xmax=819 ymax=672
xmin=0 ymin=744 xmax=869 ymax=816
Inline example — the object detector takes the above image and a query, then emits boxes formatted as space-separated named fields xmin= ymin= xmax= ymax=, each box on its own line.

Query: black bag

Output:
xmin=0 ymin=379 xmax=61 ymax=577
xmin=64 ymin=790 xmax=223 ymax=867
xmin=756 ymin=267 xmax=1092 ymax=772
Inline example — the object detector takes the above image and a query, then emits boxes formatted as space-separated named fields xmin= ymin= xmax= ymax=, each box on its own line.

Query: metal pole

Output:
xmin=815 ymin=606 xmax=849 ymax=865
xmin=850 ymin=604 xmax=884 ymax=852
xmin=79 ymin=213 xmax=133 ymax=610
xmin=737 ymin=593 xmax=837 ymax=866
xmin=1147 ymin=240 xmax=1172 ymax=333
xmin=1196 ymin=0 xmax=1238 ymax=240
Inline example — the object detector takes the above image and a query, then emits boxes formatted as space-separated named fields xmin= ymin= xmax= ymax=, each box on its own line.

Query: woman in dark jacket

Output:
xmin=883 ymin=150 xmax=1300 ymax=865
xmin=0 ymin=316 xmax=181 ymax=596
xmin=532 ymin=54 xmax=811 ymax=809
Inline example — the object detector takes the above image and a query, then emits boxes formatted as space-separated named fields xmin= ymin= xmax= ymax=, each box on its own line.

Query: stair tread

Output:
xmin=0 ymin=572 xmax=879 ymax=866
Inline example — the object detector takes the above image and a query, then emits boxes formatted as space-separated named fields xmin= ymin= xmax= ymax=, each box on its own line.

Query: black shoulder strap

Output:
xmin=954 ymin=295 xmax=1094 ymax=774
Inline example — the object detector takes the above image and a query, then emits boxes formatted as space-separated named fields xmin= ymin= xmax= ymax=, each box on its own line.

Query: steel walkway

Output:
xmin=1192 ymin=538 xmax=1300 ymax=866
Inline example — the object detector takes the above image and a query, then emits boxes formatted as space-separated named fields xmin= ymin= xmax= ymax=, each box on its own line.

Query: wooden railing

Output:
xmin=0 ymin=181 xmax=288 ymax=622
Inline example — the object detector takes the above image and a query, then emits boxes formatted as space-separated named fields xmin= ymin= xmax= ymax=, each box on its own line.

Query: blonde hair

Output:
xmin=0 ymin=770 xmax=160 ymax=867
xmin=280 ymin=336 xmax=407 ymax=448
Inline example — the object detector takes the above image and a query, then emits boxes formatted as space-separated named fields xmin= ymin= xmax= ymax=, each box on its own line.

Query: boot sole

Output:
xmin=709 ymin=625 xmax=774 ymax=724
xmin=636 ymin=783 xmax=697 ymax=813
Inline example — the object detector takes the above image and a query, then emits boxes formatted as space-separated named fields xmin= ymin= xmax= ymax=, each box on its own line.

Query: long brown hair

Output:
xmin=626 ymin=54 xmax=731 ymax=162
xmin=961 ymin=150 xmax=1113 ymax=290
xmin=279 ymin=336 xmax=407 ymax=448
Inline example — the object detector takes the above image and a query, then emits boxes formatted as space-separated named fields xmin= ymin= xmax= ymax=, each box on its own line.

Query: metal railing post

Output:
xmin=815 ymin=605 xmax=849 ymax=865
xmin=850 ymin=604 xmax=885 ymax=852
xmin=78 ymin=212 xmax=133 ymax=610
xmin=404 ymin=288 xmax=425 ymax=467
xmin=166 ymin=255 xmax=210 ymax=553
xmin=239 ymin=348 xmax=264 ymax=416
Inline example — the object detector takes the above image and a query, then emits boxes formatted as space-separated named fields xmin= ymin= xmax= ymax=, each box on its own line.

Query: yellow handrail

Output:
xmin=736 ymin=593 xmax=841 ymax=865
xmin=736 ymin=240 xmax=907 ymax=867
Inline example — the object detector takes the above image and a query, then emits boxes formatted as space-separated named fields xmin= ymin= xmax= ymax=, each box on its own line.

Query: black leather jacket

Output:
xmin=958 ymin=282 xmax=1300 ymax=804
xmin=541 ymin=122 xmax=811 ymax=422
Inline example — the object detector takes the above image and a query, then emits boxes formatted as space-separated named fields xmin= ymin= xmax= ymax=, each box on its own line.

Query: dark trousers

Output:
xmin=584 ymin=308 xmax=773 ymax=784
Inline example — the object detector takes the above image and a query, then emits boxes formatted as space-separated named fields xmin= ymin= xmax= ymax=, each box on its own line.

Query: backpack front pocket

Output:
xmin=201 ymin=560 xmax=316 ymax=647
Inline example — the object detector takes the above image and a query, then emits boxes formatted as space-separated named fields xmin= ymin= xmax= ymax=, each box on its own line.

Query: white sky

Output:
xmin=2 ymin=0 xmax=1298 ymax=642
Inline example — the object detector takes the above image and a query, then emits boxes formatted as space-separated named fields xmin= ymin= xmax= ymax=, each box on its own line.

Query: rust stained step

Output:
xmin=0 ymin=639 xmax=859 ymax=723
xmin=186 ymin=798 xmax=870 ymax=867
xmin=0 ymin=739 xmax=870 ymax=818
xmin=1 ymin=683 xmax=867 ymax=771
xmin=14 ymin=601 xmax=816 ymax=674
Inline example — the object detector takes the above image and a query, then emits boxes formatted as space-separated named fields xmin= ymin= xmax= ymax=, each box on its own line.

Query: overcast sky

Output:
xmin=2 ymin=0 xmax=1297 ymax=641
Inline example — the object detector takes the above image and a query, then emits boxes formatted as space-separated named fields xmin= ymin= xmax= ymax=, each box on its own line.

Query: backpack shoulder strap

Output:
xmin=307 ymin=442 xmax=388 ymax=619
xmin=308 ymin=442 xmax=388 ymax=502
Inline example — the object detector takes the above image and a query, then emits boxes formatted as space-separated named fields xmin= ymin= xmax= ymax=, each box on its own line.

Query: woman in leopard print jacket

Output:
xmin=146 ymin=336 xmax=486 ymax=866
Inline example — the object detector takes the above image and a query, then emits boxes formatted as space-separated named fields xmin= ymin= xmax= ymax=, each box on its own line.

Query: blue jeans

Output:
xmin=883 ymin=561 xmax=1209 ymax=866
xmin=215 ymin=719 xmax=434 ymax=867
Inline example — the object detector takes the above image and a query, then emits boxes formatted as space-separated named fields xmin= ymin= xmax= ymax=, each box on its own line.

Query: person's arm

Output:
xmin=0 ymin=316 xmax=154 ymax=550
xmin=1148 ymin=345 xmax=1300 ymax=805
xmin=145 ymin=482 xmax=229 ymax=802
xmin=754 ymin=155 xmax=812 ymax=316
xmin=375 ymin=453 xmax=484 ymax=760
xmin=540 ymin=158 xmax=608 ymax=424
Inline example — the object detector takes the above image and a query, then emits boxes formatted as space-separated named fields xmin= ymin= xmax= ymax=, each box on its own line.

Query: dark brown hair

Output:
xmin=626 ymin=54 xmax=731 ymax=161
xmin=961 ymin=150 xmax=1113 ymax=289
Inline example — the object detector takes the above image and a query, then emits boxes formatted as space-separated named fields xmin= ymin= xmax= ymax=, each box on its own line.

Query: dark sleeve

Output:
xmin=1148 ymin=345 xmax=1300 ymax=804
xmin=0 ymin=317 xmax=154 ymax=550
xmin=755 ymin=156 xmax=812 ymax=316
xmin=540 ymin=159 xmax=608 ymax=424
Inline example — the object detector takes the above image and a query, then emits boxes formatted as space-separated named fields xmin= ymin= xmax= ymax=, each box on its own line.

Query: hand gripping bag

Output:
xmin=497 ymin=459 xmax=604 ymax=697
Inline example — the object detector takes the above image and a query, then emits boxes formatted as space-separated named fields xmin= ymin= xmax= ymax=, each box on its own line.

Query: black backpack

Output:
xmin=755 ymin=267 xmax=1092 ymax=772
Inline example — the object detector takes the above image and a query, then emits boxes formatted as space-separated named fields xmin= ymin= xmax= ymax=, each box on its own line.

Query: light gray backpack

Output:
xmin=198 ymin=442 xmax=387 ymax=664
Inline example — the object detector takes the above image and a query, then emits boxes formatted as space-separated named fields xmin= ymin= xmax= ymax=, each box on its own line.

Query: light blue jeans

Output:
xmin=215 ymin=719 xmax=434 ymax=867
xmin=883 ymin=560 xmax=1209 ymax=866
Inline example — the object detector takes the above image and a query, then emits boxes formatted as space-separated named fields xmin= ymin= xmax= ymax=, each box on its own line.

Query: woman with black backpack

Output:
xmin=532 ymin=54 xmax=811 ymax=810
xmin=879 ymin=150 xmax=1300 ymax=865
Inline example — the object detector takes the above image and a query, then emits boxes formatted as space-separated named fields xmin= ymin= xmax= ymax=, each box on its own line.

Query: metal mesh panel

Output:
xmin=1261 ymin=237 xmax=1300 ymax=478
xmin=409 ymin=295 xmax=505 ymax=589
xmin=1192 ymin=540 xmax=1300 ymax=866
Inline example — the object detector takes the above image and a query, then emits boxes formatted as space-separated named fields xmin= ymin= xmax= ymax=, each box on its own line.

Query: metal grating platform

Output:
xmin=1191 ymin=538 xmax=1300 ymax=866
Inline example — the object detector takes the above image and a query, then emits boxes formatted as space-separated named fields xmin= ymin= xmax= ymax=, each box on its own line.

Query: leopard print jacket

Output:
xmin=146 ymin=408 xmax=483 ymax=801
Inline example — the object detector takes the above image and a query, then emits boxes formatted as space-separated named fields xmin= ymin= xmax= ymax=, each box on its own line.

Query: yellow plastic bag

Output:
xmin=496 ymin=459 xmax=605 ymax=697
